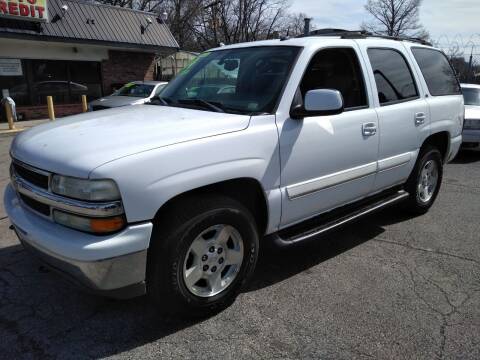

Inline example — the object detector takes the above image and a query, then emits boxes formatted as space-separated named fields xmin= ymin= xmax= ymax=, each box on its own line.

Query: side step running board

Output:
xmin=271 ymin=190 xmax=409 ymax=247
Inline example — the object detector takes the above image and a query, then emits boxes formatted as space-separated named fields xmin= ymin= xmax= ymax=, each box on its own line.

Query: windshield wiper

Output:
xmin=149 ymin=96 xmax=248 ymax=115
xmin=177 ymin=99 xmax=225 ymax=113
xmin=148 ymin=96 xmax=173 ymax=106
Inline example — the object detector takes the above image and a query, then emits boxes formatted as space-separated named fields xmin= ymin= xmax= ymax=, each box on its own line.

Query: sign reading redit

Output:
xmin=0 ymin=0 xmax=48 ymax=22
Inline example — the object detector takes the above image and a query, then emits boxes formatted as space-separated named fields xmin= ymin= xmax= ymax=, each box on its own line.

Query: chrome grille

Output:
xmin=11 ymin=160 xmax=52 ymax=217
xmin=10 ymin=160 xmax=124 ymax=219
xmin=12 ymin=161 xmax=49 ymax=190
xmin=19 ymin=193 xmax=51 ymax=217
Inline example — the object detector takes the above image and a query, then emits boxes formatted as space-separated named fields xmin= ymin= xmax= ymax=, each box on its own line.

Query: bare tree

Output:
xmin=362 ymin=0 xmax=429 ymax=39
xmin=99 ymin=0 xmax=166 ymax=11
xmin=178 ymin=0 xmax=290 ymax=50
xmin=95 ymin=0 xmax=295 ymax=50
xmin=165 ymin=0 xmax=202 ymax=49
xmin=281 ymin=12 xmax=311 ymax=37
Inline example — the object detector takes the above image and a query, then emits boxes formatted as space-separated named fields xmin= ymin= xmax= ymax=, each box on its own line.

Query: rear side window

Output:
xmin=368 ymin=48 xmax=418 ymax=105
xmin=411 ymin=48 xmax=461 ymax=96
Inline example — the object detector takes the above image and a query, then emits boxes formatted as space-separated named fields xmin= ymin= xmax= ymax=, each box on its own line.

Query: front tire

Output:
xmin=404 ymin=146 xmax=443 ymax=214
xmin=147 ymin=194 xmax=259 ymax=317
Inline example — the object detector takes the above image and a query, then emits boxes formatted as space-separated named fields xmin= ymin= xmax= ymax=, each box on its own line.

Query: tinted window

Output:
xmin=368 ymin=48 xmax=418 ymax=105
xmin=299 ymin=48 xmax=367 ymax=109
xmin=462 ymin=88 xmax=480 ymax=106
xmin=412 ymin=48 xmax=461 ymax=96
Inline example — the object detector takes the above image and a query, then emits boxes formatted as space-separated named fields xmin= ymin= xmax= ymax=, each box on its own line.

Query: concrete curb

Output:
xmin=0 ymin=119 xmax=49 ymax=136
xmin=0 ymin=128 xmax=25 ymax=136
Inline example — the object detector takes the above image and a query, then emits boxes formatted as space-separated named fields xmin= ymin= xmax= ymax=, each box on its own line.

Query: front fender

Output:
xmin=89 ymin=116 xmax=281 ymax=229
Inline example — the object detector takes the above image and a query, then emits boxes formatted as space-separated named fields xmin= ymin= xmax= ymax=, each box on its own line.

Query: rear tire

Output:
xmin=147 ymin=194 xmax=259 ymax=317
xmin=403 ymin=146 xmax=443 ymax=215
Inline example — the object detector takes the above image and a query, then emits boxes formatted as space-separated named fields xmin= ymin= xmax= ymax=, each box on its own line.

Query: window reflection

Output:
xmin=0 ymin=59 xmax=102 ymax=107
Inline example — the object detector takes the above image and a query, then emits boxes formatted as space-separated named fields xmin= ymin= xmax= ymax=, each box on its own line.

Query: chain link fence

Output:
xmin=434 ymin=34 xmax=480 ymax=84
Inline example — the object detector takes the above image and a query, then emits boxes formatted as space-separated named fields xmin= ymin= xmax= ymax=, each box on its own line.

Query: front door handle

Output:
xmin=362 ymin=122 xmax=377 ymax=136
xmin=415 ymin=112 xmax=426 ymax=125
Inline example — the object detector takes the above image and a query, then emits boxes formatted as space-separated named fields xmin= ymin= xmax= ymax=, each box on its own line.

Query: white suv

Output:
xmin=4 ymin=30 xmax=463 ymax=316
xmin=461 ymin=83 xmax=480 ymax=149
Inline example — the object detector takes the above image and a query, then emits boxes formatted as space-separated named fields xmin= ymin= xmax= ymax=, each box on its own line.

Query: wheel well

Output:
xmin=421 ymin=132 xmax=449 ymax=162
xmin=154 ymin=178 xmax=269 ymax=235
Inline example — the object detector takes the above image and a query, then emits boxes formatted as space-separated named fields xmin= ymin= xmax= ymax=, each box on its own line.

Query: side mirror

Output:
xmin=290 ymin=89 xmax=344 ymax=119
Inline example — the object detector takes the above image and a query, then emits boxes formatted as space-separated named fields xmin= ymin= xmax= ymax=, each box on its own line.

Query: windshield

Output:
xmin=159 ymin=46 xmax=300 ymax=115
xmin=113 ymin=83 xmax=155 ymax=98
xmin=463 ymin=87 xmax=480 ymax=106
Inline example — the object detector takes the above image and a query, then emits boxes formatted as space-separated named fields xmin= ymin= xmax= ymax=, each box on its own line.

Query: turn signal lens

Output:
xmin=90 ymin=217 xmax=125 ymax=233
xmin=53 ymin=210 xmax=125 ymax=234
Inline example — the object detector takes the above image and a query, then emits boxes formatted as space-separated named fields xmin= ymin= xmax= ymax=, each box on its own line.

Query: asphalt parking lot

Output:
xmin=0 ymin=133 xmax=479 ymax=360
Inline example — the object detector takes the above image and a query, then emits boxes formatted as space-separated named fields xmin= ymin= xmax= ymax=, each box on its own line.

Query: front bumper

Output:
xmin=4 ymin=184 xmax=153 ymax=298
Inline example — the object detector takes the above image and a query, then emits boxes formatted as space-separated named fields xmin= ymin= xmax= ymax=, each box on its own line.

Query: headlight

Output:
xmin=53 ymin=210 xmax=125 ymax=234
xmin=51 ymin=175 xmax=121 ymax=201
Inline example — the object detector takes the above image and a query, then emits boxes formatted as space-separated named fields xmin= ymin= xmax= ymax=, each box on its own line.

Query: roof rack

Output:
xmin=299 ymin=28 xmax=432 ymax=46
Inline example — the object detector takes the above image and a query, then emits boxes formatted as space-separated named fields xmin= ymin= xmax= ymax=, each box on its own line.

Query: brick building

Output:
xmin=0 ymin=0 xmax=178 ymax=120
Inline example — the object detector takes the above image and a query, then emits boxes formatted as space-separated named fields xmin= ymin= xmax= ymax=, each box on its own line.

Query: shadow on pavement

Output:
xmin=451 ymin=149 xmax=480 ymax=164
xmin=248 ymin=205 xmax=417 ymax=292
xmin=0 ymin=205 xmax=415 ymax=358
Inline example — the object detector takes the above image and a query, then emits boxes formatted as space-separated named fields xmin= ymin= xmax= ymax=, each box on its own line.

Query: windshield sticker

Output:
xmin=124 ymin=83 xmax=135 ymax=88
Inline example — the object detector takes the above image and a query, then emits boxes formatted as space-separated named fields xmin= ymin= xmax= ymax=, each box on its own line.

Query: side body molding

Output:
xmin=286 ymin=151 xmax=416 ymax=200
xmin=287 ymin=162 xmax=377 ymax=199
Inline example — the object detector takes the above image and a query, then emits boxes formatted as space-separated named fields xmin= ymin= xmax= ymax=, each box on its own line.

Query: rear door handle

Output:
xmin=362 ymin=122 xmax=377 ymax=136
xmin=415 ymin=112 xmax=426 ymax=125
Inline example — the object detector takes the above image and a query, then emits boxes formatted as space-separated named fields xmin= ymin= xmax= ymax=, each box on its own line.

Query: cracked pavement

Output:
xmin=0 ymin=133 xmax=479 ymax=359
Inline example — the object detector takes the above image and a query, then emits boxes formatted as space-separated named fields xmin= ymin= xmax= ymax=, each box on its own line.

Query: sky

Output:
xmin=289 ymin=0 xmax=480 ymax=53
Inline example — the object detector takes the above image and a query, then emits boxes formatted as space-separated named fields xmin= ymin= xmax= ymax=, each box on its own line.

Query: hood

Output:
xmin=465 ymin=105 xmax=480 ymax=120
xmin=11 ymin=105 xmax=250 ymax=178
xmin=90 ymin=96 xmax=146 ymax=108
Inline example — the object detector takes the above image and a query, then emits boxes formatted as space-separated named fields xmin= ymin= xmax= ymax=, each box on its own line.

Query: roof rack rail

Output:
xmin=299 ymin=28 xmax=432 ymax=46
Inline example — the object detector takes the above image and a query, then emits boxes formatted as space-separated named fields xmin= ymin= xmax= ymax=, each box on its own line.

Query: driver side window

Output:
xmin=297 ymin=48 xmax=368 ymax=110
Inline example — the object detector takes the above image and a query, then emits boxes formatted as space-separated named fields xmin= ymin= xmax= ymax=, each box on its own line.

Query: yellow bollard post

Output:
xmin=4 ymin=101 xmax=15 ymax=130
xmin=47 ymin=96 xmax=55 ymax=121
xmin=81 ymin=95 xmax=88 ymax=113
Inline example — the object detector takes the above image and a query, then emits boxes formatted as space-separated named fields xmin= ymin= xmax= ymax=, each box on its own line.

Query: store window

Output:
xmin=0 ymin=59 xmax=102 ymax=107
xmin=0 ymin=59 xmax=29 ymax=106
xmin=69 ymin=61 xmax=102 ymax=102
xmin=31 ymin=60 xmax=70 ymax=105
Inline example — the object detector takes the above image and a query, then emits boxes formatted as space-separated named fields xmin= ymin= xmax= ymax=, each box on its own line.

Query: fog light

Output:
xmin=53 ymin=210 xmax=125 ymax=234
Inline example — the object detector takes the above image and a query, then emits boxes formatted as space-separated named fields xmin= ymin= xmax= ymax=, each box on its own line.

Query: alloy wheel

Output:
xmin=182 ymin=224 xmax=244 ymax=297
xmin=417 ymin=160 xmax=439 ymax=204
